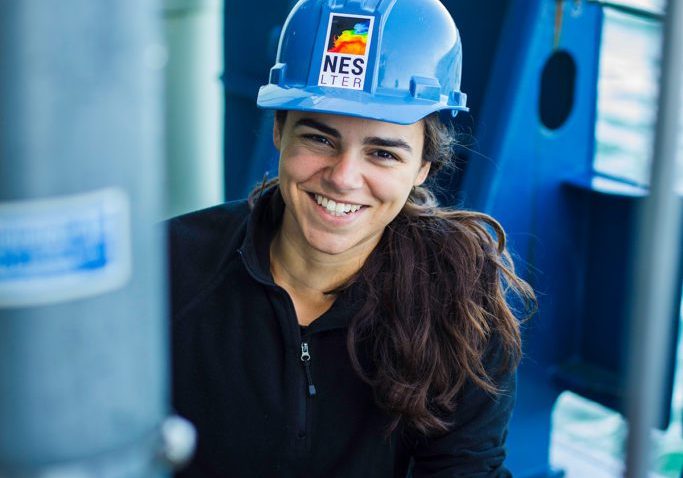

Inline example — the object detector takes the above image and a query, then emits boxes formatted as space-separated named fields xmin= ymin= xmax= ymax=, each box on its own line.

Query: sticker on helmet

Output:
xmin=319 ymin=14 xmax=374 ymax=91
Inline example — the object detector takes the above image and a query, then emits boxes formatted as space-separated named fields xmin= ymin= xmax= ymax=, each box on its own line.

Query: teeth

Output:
xmin=314 ymin=194 xmax=362 ymax=216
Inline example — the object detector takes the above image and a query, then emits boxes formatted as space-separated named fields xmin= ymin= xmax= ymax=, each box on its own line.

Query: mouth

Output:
xmin=307 ymin=192 xmax=367 ymax=217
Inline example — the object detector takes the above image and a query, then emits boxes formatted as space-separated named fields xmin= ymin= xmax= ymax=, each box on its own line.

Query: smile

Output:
xmin=313 ymin=193 xmax=364 ymax=217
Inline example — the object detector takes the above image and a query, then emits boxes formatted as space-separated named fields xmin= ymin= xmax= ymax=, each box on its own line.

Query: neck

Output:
xmin=269 ymin=232 xmax=359 ymax=298
xmin=270 ymin=226 xmax=377 ymax=301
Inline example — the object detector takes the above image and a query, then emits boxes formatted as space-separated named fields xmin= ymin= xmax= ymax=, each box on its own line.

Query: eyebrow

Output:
xmin=294 ymin=117 xmax=414 ymax=153
xmin=293 ymin=118 xmax=341 ymax=138
xmin=362 ymin=137 xmax=413 ymax=153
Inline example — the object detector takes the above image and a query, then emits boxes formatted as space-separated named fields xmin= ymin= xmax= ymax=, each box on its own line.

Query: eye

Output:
xmin=302 ymin=134 xmax=333 ymax=147
xmin=371 ymin=150 xmax=400 ymax=162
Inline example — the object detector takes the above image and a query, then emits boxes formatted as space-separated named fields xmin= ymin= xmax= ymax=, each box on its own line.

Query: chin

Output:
xmin=309 ymin=240 xmax=353 ymax=256
xmin=305 ymin=232 xmax=356 ymax=256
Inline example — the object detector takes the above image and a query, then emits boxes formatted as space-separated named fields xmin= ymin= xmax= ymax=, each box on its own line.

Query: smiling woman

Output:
xmin=275 ymin=112 xmax=429 ymax=257
xmin=168 ymin=0 xmax=535 ymax=477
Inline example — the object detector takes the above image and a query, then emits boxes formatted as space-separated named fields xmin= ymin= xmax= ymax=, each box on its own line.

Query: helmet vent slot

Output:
xmin=410 ymin=76 xmax=441 ymax=102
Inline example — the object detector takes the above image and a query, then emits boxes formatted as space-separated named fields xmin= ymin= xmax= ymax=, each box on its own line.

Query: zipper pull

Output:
xmin=300 ymin=342 xmax=317 ymax=397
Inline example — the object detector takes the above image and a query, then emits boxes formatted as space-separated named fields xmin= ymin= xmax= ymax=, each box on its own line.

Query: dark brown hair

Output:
xmin=252 ymin=110 xmax=535 ymax=436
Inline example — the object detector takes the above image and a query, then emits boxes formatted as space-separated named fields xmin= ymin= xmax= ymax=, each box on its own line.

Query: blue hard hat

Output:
xmin=257 ymin=0 xmax=468 ymax=125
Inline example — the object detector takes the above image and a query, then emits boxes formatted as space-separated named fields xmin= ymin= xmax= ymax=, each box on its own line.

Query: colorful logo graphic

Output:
xmin=327 ymin=17 xmax=370 ymax=56
xmin=319 ymin=14 xmax=374 ymax=91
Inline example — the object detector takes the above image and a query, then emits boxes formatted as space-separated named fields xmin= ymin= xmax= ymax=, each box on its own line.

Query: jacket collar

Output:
xmin=238 ymin=185 xmax=283 ymax=287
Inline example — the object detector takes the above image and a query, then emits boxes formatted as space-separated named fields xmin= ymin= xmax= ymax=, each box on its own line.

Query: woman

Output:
xmin=169 ymin=1 xmax=535 ymax=476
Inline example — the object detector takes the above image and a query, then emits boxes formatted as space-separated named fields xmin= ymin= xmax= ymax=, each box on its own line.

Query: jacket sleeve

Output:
xmin=410 ymin=344 xmax=517 ymax=478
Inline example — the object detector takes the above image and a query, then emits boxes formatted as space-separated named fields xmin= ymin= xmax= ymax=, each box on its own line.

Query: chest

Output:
xmin=171 ymin=267 xmax=408 ymax=477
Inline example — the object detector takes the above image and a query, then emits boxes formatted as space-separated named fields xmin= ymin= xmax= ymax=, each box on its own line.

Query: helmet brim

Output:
xmin=257 ymin=85 xmax=468 ymax=126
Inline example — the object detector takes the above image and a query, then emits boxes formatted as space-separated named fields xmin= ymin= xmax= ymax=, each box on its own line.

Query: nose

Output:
xmin=323 ymin=151 xmax=363 ymax=192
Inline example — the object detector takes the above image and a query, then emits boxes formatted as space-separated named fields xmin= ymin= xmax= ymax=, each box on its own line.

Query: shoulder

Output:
xmin=168 ymin=199 xmax=250 ymax=241
xmin=166 ymin=199 xmax=251 ymax=317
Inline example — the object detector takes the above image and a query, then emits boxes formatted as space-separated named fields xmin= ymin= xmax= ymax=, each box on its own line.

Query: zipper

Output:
xmin=239 ymin=249 xmax=315 ymax=447
xmin=295 ymin=338 xmax=315 ymax=451
xmin=300 ymin=342 xmax=317 ymax=396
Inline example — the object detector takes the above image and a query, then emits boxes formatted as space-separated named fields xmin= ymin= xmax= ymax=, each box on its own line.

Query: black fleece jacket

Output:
xmin=169 ymin=188 xmax=516 ymax=477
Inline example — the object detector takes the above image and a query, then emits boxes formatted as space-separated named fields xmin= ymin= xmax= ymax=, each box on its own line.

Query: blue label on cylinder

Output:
xmin=0 ymin=189 xmax=131 ymax=308
xmin=0 ymin=218 xmax=109 ymax=280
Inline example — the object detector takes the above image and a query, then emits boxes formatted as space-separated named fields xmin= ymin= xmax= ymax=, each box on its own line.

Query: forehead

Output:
xmin=284 ymin=111 xmax=424 ymax=141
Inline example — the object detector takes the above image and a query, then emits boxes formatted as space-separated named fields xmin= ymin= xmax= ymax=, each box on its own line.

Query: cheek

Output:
xmin=367 ymin=171 xmax=415 ymax=205
xmin=279 ymin=149 xmax=328 ymax=182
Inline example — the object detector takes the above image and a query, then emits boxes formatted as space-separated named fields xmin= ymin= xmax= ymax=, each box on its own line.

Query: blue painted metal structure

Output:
xmin=460 ymin=2 xmax=607 ymax=475
xmin=222 ymin=1 xmax=682 ymax=476
xmin=461 ymin=1 xmax=680 ymax=476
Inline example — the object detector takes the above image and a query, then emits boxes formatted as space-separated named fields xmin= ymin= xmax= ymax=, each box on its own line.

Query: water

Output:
xmin=552 ymin=2 xmax=683 ymax=476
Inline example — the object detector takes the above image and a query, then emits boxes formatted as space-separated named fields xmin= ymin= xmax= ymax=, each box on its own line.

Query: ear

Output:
xmin=273 ymin=119 xmax=282 ymax=150
xmin=414 ymin=161 xmax=431 ymax=186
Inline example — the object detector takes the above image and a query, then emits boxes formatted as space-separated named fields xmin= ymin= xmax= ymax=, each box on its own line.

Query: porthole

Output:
xmin=539 ymin=50 xmax=577 ymax=130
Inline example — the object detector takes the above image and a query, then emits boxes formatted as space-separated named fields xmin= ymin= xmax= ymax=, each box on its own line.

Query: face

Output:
xmin=273 ymin=111 xmax=430 ymax=258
